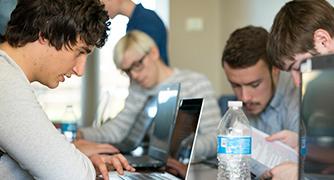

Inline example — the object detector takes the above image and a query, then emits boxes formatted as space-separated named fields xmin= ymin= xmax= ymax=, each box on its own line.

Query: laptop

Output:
xmin=124 ymin=83 xmax=181 ymax=169
xmin=299 ymin=54 xmax=334 ymax=179
xmin=106 ymin=98 xmax=204 ymax=180
xmin=113 ymin=95 xmax=159 ymax=153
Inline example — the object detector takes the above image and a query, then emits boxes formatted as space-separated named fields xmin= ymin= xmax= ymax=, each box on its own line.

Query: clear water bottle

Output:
xmin=217 ymin=101 xmax=252 ymax=180
xmin=61 ymin=105 xmax=77 ymax=142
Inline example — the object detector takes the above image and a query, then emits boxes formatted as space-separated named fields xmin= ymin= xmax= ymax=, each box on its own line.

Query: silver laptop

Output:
xmin=106 ymin=98 xmax=204 ymax=180
xmin=300 ymin=54 xmax=334 ymax=180
xmin=124 ymin=83 xmax=181 ymax=169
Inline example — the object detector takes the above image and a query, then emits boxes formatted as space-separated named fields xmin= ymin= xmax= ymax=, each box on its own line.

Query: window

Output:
xmin=32 ymin=77 xmax=82 ymax=122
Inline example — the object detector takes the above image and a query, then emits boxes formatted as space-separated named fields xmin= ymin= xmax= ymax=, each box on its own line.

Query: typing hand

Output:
xmin=90 ymin=154 xmax=135 ymax=180
xmin=261 ymin=162 xmax=298 ymax=180
xmin=266 ymin=130 xmax=298 ymax=152
xmin=74 ymin=139 xmax=119 ymax=156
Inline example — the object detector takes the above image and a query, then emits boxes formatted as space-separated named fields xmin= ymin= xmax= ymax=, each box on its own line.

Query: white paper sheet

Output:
xmin=250 ymin=127 xmax=298 ymax=177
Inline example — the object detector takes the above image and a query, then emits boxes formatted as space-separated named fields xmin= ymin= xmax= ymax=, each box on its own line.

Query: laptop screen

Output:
xmin=148 ymin=83 xmax=181 ymax=162
xmin=169 ymin=98 xmax=203 ymax=161
xmin=300 ymin=54 xmax=334 ymax=179
xmin=169 ymin=98 xmax=203 ymax=178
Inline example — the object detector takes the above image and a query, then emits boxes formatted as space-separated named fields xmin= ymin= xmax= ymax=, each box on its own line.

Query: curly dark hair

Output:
xmin=3 ymin=0 xmax=109 ymax=50
xmin=222 ymin=25 xmax=270 ymax=69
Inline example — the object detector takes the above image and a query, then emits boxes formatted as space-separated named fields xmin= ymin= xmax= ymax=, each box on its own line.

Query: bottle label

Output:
xmin=300 ymin=136 xmax=307 ymax=157
xmin=217 ymin=135 xmax=252 ymax=155
xmin=61 ymin=122 xmax=77 ymax=142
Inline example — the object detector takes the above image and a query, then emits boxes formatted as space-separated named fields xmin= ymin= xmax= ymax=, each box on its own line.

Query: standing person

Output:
xmin=100 ymin=0 xmax=169 ymax=65
xmin=0 ymin=0 xmax=134 ymax=179
xmin=222 ymin=25 xmax=299 ymax=136
xmin=78 ymin=30 xmax=221 ymax=162
xmin=266 ymin=0 xmax=334 ymax=179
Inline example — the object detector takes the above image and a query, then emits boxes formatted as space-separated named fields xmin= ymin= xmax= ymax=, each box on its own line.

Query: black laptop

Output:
xmin=124 ymin=83 xmax=181 ymax=169
xmin=106 ymin=98 xmax=204 ymax=180
xmin=299 ymin=54 xmax=334 ymax=180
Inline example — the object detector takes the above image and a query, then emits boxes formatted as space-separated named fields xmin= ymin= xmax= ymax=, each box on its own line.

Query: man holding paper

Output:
xmin=221 ymin=25 xmax=299 ymax=177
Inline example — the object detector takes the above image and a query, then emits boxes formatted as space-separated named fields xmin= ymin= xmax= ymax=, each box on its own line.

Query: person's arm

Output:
xmin=73 ymin=139 xmax=119 ymax=156
xmin=79 ymin=84 xmax=148 ymax=144
xmin=0 ymin=76 xmax=95 ymax=179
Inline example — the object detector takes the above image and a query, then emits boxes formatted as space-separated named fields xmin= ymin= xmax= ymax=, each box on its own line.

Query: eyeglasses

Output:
xmin=122 ymin=53 xmax=147 ymax=76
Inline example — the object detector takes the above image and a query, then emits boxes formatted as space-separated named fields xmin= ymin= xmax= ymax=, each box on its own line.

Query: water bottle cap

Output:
xmin=228 ymin=101 xmax=243 ymax=108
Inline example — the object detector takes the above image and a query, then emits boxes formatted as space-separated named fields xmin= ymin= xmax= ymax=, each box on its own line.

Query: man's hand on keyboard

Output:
xmin=90 ymin=153 xmax=136 ymax=180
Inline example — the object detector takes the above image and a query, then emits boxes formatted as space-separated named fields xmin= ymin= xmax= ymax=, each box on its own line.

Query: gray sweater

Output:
xmin=81 ymin=68 xmax=221 ymax=160
xmin=0 ymin=50 xmax=95 ymax=179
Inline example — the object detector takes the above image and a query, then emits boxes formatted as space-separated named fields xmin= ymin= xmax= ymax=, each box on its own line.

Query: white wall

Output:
xmin=170 ymin=0 xmax=296 ymax=96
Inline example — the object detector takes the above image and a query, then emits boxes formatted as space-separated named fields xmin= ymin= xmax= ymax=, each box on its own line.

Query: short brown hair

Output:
xmin=267 ymin=0 xmax=334 ymax=69
xmin=222 ymin=25 xmax=270 ymax=69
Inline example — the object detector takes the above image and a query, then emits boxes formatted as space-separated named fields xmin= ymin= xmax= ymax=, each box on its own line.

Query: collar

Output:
xmin=267 ymin=71 xmax=292 ymax=110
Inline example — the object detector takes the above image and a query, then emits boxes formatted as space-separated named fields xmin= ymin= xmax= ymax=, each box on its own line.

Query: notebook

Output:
xmin=106 ymin=98 xmax=204 ymax=180
xmin=299 ymin=54 xmax=334 ymax=179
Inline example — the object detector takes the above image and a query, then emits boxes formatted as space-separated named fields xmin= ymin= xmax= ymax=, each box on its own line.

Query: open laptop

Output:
xmin=124 ymin=83 xmax=181 ymax=169
xmin=299 ymin=54 xmax=334 ymax=180
xmin=106 ymin=98 xmax=204 ymax=180
xmin=113 ymin=95 xmax=159 ymax=153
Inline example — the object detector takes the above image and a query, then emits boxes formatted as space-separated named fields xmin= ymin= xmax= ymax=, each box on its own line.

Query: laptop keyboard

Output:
xmin=108 ymin=171 xmax=181 ymax=180
xmin=125 ymin=155 xmax=164 ymax=168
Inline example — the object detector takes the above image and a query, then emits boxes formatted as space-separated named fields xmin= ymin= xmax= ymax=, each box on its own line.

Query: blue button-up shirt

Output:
xmin=248 ymin=72 xmax=300 ymax=134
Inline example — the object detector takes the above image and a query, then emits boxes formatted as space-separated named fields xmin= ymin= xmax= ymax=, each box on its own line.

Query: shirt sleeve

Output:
xmin=80 ymin=83 xmax=148 ymax=144
xmin=0 ymin=68 xmax=95 ymax=180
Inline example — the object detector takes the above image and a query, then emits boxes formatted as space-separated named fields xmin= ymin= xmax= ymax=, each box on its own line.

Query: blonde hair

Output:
xmin=113 ymin=30 xmax=157 ymax=68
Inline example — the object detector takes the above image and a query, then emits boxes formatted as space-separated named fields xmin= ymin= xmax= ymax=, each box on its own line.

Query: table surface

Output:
xmin=186 ymin=163 xmax=217 ymax=180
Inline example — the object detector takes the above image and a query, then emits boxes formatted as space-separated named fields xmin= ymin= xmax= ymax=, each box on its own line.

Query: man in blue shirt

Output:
xmin=101 ymin=0 xmax=169 ymax=65
xmin=222 ymin=25 xmax=299 ymax=136
xmin=222 ymin=25 xmax=300 ymax=178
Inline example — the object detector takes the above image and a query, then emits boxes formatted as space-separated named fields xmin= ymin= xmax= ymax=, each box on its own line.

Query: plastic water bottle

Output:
xmin=61 ymin=105 xmax=77 ymax=142
xmin=217 ymin=101 xmax=251 ymax=180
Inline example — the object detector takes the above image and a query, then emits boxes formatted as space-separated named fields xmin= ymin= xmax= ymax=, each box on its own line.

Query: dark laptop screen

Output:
xmin=169 ymin=98 xmax=203 ymax=179
xmin=169 ymin=98 xmax=203 ymax=161
xmin=148 ymin=83 xmax=180 ymax=161
xmin=300 ymin=54 xmax=334 ymax=179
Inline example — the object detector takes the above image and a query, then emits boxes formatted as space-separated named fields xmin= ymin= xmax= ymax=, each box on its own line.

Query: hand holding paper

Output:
xmin=250 ymin=127 xmax=298 ymax=177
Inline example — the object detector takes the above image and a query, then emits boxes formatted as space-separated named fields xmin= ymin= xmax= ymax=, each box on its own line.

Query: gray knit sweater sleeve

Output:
xmin=0 ymin=51 xmax=95 ymax=179
xmin=80 ymin=83 xmax=149 ymax=143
